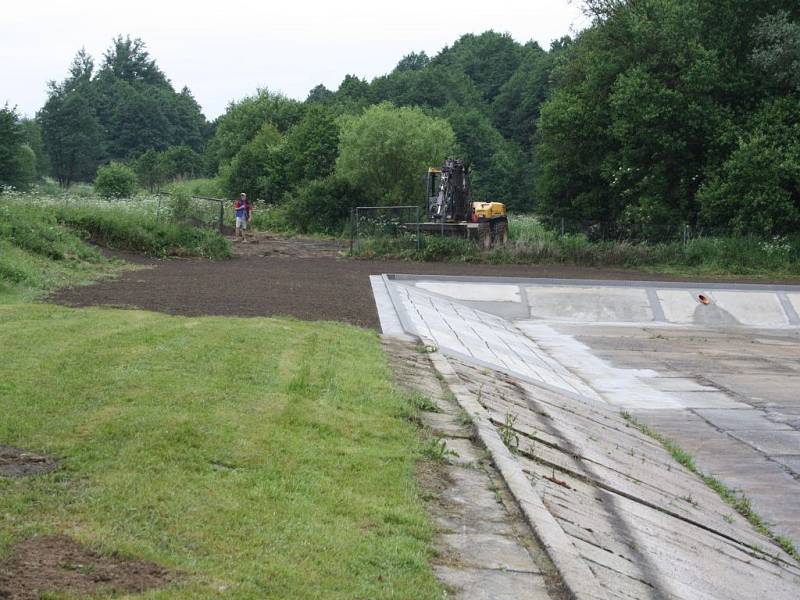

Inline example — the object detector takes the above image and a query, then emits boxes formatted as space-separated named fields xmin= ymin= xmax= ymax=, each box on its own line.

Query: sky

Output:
xmin=1 ymin=0 xmax=589 ymax=120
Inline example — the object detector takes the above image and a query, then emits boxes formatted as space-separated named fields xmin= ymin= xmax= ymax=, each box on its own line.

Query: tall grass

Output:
xmin=354 ymin=214 xmax=800 ymax=278
xmin=0 ymin=200 xmax=113 ymax=300
xmin=2 ymin=190 xmax=231 ymax=260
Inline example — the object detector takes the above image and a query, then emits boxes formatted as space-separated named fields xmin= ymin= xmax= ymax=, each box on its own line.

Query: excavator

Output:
xmin=420 ymin=158 xmax=508 ymax=248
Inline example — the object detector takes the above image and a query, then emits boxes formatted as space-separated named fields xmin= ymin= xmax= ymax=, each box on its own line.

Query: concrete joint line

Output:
xmin=426 ymin=350 xmax=610 ymax=600
xmin=777 ymin=291 xmax=800 ymax=325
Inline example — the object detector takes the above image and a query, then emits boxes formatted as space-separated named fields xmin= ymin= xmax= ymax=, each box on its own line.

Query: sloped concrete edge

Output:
xmin=426 ymin=350 xmax=609 ymax=600
xmin=378 ymin=273 xmax=607 ymax=599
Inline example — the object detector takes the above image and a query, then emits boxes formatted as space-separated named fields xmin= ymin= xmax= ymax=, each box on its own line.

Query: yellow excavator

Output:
xmin=419 ymin=159 xmax=508 ymax=248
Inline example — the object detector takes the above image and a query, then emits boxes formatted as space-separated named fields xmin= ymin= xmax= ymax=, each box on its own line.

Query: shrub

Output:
xmin=336 ymin=103 xmax=456 ymax=206
xmin=282 ymin=176 xmax=367 ymax=234
xmin=94 ymin=162 xmax=137 ymax=198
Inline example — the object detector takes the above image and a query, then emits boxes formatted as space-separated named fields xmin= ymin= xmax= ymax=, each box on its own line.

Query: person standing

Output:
xmin=233 ymin=192 xmax=251 ymax=241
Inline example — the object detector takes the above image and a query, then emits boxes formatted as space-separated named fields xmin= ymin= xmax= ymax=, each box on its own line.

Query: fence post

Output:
xmin=218 ymin=200 xmax=224 ymax=233
xmin=355 ymin=208 xmax=360 ymax=252
xmin=561 ymin=217 xmax=565 ymax=236
xmin=416 ymin=207 xmax=421 ymax=252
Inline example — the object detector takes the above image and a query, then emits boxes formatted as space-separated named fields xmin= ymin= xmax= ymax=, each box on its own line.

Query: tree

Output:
xmin=491 ymin=41 xmax=561 ymax=147
xmin=698 ymin=97 xmax=800 ymax=234
xmin=204 ymin=90 xmax=301 ymax=173
xmin=100 ymin=36 xmax=168 ymax=87
xmin=535 ymin=0 xmax=800 ymax=226
xmin=161 ymin=145 xmax=203 ymax=180
xmin=219 ymin=122 xmax=282 ymax=200
xmin=19 ymin=118 xmax=49 ymax=177
xmin=39 ymin=87 xmax=103 ymax=186
xmin=306 ymin=84 xmax=334 ymax=104
xmin=0 ymin=105 xmax=37 ymax=190
xmin=134 ymin=149 xmax=165 ymax=191
xmin=336 ymin=103 xmax=456 ymax=206
xmin=432 ymin=31 xmax=524 ymax=103
xmin=752 ymin=10 xmax=800 ymax=93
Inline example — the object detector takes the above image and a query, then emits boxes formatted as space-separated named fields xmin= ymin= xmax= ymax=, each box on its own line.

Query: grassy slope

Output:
xmin=0 ymin=304 xmax=442 ymax=599
xmin=0 ymin=201 xmax=123 ymax=303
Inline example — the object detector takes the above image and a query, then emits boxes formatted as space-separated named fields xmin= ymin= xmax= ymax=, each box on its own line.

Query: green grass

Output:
xmin=0 ymin=201 xmax=123 ymax=303
xmin=620 ymin=412 xmax=800 ymax=562
xmin=0 ymin=304 xmax=444 ymax=599
xmin=353 ymin=214 xmax=800 ymax=280
xmin=2 ymin=190 xmax=232 ymax=261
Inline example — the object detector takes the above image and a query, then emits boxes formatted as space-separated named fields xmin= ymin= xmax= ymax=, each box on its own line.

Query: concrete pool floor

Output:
xmin=373 ymin=275 xmax=800 ymax=546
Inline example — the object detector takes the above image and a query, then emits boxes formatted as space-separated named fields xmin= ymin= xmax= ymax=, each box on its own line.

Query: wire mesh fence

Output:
xmin=156 ymin=193 xmax=226 ymax=233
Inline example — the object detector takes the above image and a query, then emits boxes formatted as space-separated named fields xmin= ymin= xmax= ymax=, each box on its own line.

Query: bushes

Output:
xmin=94 ymin=162 xmax=137 ymax=198
xmin=282 ymin=176 xmax=367 ymax=234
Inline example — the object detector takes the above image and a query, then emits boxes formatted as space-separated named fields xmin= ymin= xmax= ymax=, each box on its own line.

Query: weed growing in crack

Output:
xmin=422 ymin=438 xmax=456 ymax=462
xmin=620 ymin=411 xmax=800 ymax=561
xmin=410 ymin=392 xmax=439 ymax=413
xmin=499 ymin=413 xmax=519 ymax=453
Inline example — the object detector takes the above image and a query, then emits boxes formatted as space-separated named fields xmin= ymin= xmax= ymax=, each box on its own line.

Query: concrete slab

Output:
xmin=443 ymin=438 xmax=484 ymax=466
xmin=695 ymin=409 xmax=794 ymax=431
xmin=433 ymin=566 xmax=550 ymax=600
xmin=789 ymin=293 xmax=800 ymax=318
xmin=416 ymin=281 xmax=522 ymax=303
xmin=420 ymin=412 xmax=473 ymax=439
xmin=773 ymin=455 xmax=800 ymax=475
xmin=712 ymin=291 xmax=790 ymax=327
xmin=657 ymin=288 xmax=701 ymax=324
xmin=375 ymin=274 xmax=800 ymax=598
xmin=438 ymin=533 xmax=539 ymax=572
xmin=526 ymin=285 xmax=653 ymax=323
xmin=728 ymin=430 xmax=800 ymax=455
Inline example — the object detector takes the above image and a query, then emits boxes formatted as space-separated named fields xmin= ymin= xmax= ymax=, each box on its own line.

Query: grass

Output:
xmin=352 ymin=214 xmax=800 ymax=280
xmin=0 ymin=200 xmax=122 ymax=303
xmin=1 ymin=189 xmax=232 ymax=260
xmin=0 ymin=304 xmax=444 ymax=599
xmin=620 ymin=412 xmax=800 ymax=562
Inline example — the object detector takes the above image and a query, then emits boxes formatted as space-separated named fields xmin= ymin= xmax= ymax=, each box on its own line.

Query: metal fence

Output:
xmin=350 ymin=205 xmax=423 ymax=252
xmin=157 ymin=193 xmax=226 ymax=233
xmin=541 ymin=217 xmax=763 ymax=244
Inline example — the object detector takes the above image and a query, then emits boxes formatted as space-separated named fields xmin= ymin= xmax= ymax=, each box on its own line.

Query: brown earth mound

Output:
xmin=0 ymin=446 xmax=56 ymax=478
xmin=0 ymin=536 xmax=174 ymax=600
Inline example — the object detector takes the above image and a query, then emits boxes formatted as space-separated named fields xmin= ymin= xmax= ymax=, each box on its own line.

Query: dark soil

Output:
xmin=0 ymin=446 xmax=56 ymax=478
xmin=0 ymin=536 xmax=174 ymax=600
xmin=50 ymin=234 xmax=793 ymax=329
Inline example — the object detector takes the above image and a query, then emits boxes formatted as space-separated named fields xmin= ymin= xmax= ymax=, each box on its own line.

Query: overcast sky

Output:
xmin=1 ymin=0 xmax=588 ymax=120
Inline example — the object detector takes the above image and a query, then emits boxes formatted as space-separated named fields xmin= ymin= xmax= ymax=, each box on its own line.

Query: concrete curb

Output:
xmin=425 ymin=349 xmax=609 ymax=600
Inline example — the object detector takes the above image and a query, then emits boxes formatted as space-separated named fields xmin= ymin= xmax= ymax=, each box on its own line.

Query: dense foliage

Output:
xmin=0 ymin=105 xmax=39 ymax=190
xmin=536 ymin=0 xmax=800 ymax=235
xmin=38 ymin=38 xmax=208 ymax=186
xmin=7 ymin=5 xmax=798 ymax=238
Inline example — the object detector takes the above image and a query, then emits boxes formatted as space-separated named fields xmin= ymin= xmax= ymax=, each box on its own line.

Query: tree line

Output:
xmin=2 ymin=1 xmax=799 ymax=235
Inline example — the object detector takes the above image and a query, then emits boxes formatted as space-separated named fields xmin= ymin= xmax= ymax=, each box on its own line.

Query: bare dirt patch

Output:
xmin=51 ymin=235 xmax=791 ymax=329
xmin=0 ymin=446 xmax=56 ymax=478
xmin=231 ymin=232 xmax=347 ymax=258
xmin=0 ymin=536 xmax=174 ymax=600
